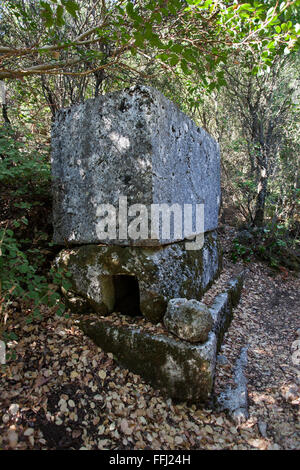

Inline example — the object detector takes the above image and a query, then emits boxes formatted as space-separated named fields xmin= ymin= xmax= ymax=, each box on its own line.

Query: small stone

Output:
xmin=98 ymin=425 xmax=105 ymax=434
xmin=68 ymin=399 xmax=75 ymax=408
xmin=98 ymin=440 xmax=109 ymax=450
xmin=120 ymin=419 xmax=134 ymax=436
xmin=24 ymin=428 xmax=34 ymax=437
xmin=60 ymin=400 xmax=68 ymax=413
xmin=268 ymin=443 xmax=281 ymax=450
xmin=216 ymin=417 xmax=224 ymax=426
xmin=72 ymin=430 xmax=81 ymax=439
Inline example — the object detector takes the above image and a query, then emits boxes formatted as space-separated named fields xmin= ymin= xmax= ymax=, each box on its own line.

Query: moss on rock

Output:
xmin=80 ymin=317 xmax=217 ymax=403
xmin=55 ymin=231 xmax=221 ymax=324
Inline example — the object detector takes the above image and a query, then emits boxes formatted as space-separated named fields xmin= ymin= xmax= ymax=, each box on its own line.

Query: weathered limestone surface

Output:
xmin=80 ymin=318 xmax=217 ymax=403
xmin=55 ymin=232 xmax=221 ymax=323
xmin=164 ymin=298 xmax=213 ymax=343
xmin=51 ymin=85 xmax=220 ymax=245
xmin=210 ymin=271 xmax=244 ymax=351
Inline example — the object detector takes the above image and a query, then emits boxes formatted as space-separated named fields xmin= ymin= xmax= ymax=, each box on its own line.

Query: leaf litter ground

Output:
xmin=0 ymin=227 xmax=299 ymax=450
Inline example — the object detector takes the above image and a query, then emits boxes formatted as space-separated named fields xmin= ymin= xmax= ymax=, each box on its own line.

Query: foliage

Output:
xmin=0 ymin=0 xmax=299 ymax=342
xmin=231 ymin=239 xmax=254 ymax=263
xmin=0 ymin=125 xmax=71 ymax=341
xmin=0 ymin=0 xmax=299 ymax=92
xmin=0 ymin=126 xmax=50 ymax=198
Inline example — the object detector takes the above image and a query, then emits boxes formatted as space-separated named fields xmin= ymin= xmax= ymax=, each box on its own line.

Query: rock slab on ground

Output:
xmin=80 ymin=318 xmax=217 ymax=403
xmin=55 ymin=232 xmax=221 ymax=323
xmin=210 ymin=271 xmax=244 ymax=351
xmin=164 ymin=298 xmax=213 ymax=343
xmin=217 ymin=346 xmax=249 ymax=424
xmin=77 ymin=272 xmax=244 ymax=403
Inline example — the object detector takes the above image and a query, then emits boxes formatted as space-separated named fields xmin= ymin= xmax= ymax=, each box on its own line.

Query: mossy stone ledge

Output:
xmin=80 ymin=318 xmax=217 ymax=403
xmin=55 ymin=231 xmax=221 ymax=324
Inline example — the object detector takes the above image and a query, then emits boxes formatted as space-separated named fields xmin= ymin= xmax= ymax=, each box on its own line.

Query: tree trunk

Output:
xmin=253 ymin=163 xmax=268 ymax=227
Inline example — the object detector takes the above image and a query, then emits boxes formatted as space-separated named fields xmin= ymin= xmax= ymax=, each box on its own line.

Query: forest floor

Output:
xmin=0 ymin=226 xmax=299 ymax=450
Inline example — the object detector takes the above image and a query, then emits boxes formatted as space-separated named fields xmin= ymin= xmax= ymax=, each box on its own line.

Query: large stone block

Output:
xmin=51 ymin=85 xmax=220 ymax=245
xmin=55 ymin=231 xmax=221 ymax=323
xmin=80 ymin=317 xmax=217 ymax=403
xmin=163 ymin=298 xmax=214 ymax=343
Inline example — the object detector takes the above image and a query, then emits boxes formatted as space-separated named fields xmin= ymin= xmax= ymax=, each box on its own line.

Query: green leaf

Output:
xmin=9 ymin=332 xmax=18 ymax=341
xmin=40 ymin=1 xmax=54 ymax=27
xmin=149 ymin=34 xmax=164 ymax=48
xmin=56 ymin=4 xmax=65 ymax=26
xmin=182 ymin=48 xmax=197 ymax=63
xmin=133 ymin=31 xmax=145 ymax=48
xmin=238 ymin=3 xmax=255 ymax=12
xmin=126 ymin=2 xmax=135 ymax=18
xmin=157 ymin=53 xmax=169 ymax=62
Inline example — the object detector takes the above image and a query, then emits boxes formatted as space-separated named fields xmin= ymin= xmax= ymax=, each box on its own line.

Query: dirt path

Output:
xmin=214 ymin=258 xmax=300 ymax=450
xmin=0 ymin=239 xmax=299 ymax=450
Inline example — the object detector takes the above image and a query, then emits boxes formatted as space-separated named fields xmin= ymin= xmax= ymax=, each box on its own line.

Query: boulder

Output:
xmin=164 ymin=298 xmax=213 ymax=343
xmin=51 ymin=85 xmax=220 ymax=245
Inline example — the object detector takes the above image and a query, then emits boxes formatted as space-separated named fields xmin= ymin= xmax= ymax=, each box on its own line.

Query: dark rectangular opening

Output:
xmin=112 ymin=275 xmax=141 ymax=317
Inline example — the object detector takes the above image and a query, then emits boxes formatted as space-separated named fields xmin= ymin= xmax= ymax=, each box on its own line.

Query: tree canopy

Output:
xmin=0 ymin=0 xmax=299 ymax=91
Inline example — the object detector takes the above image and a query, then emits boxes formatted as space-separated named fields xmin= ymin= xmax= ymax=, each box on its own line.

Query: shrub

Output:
xmin=0 ymin=125 xmax=70 ymax=344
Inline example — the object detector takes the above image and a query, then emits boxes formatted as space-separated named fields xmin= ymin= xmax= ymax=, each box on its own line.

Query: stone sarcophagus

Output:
xmin=51 ymin=85 xmax=237 ymax=403
xmin=51 ymin=85 xmax=220 ymax=246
